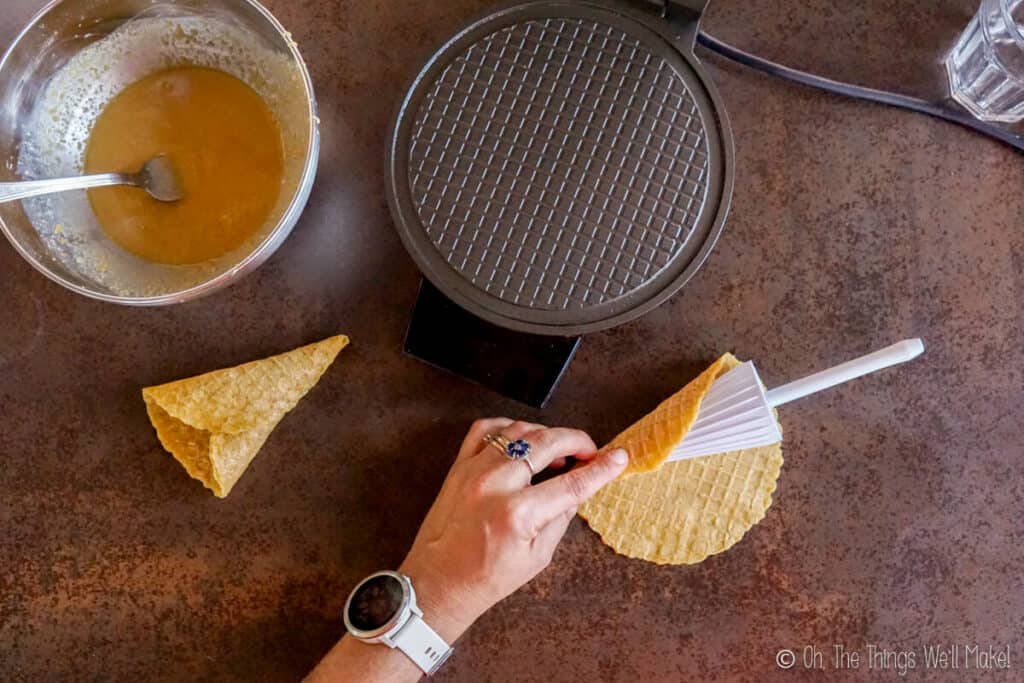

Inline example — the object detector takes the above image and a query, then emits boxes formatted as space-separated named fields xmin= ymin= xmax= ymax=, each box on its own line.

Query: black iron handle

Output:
xmin=633 ymin=0 xmax=709 ymax=52
xmin=637 ymin=0 xmax=707 ymax=19
xmin=665 ymin=0 xmax=708 ymax=17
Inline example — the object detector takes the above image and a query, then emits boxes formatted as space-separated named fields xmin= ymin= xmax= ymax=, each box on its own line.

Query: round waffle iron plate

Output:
xmin=388 ymin=0 xmax=733 ymax=336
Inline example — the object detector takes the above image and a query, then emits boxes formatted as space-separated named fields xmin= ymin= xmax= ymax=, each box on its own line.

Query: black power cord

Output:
xmin=696 ymin=31 xmax=1024 ymax=153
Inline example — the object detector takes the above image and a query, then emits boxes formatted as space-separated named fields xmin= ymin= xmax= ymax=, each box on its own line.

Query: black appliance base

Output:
xmin=404 ymin=281 xmax=581 ymax=408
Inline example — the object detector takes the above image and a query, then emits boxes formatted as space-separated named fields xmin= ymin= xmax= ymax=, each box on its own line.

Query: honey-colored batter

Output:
xmin=84 ymin=66 xmax=284 ymax=265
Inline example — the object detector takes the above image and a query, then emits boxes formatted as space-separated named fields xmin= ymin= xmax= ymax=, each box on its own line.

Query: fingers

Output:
xmin=569 ymin=449 xmax=601 ymax=461
xmin=518 ymin=428 xmax=597 ymax=473
xmin=483 ymin=427 xmax=597 ymax=488
xmin=550 ymin=447 xmax=603 ymax=471
xmin=517 ymin=448 xmax=628 ymax=526
xmin=431 ymin=418 xmax=541 ymax=540
xmin=457 ymin=418 xmax=513 ymax=461
xmin=462 ymin=420 xmax=548 ymax=481
xmin=470 ymin=420 xmax=546 ymax=466
xmin=497 ymin=421 xmax=547 ymax=445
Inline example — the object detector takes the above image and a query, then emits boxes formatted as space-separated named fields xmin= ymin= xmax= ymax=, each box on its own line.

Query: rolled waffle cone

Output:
xmin=143 ymin=335 xmax=349 ymax=497
xmin=580 ymin=354 xmax=784 ymax=564
xmin=612 ymin=354 xmax=734 ymax=476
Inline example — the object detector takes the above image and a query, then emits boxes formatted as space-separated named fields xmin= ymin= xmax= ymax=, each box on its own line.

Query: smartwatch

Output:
xmin=343 ymin=570 xmax=453 ymax=676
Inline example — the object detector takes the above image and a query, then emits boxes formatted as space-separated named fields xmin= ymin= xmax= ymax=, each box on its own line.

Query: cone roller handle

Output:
xmin=765 ymin=339 xmax=925 ymax=408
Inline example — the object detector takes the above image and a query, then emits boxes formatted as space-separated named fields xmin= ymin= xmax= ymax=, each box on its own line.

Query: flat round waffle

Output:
xmin=579 ymin=442 xmax=783 ymax=564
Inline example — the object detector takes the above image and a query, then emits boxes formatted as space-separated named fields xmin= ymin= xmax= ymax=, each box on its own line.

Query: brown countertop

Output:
xmin=2 ymin=1 xmax=1021 ymax=680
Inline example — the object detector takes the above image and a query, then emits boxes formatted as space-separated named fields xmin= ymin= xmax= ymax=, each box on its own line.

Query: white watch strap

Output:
xmin=392 ymin=612 xmax=452 ymax=676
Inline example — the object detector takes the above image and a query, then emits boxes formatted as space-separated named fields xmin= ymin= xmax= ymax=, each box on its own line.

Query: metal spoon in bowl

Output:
xmin=0 ymin=155 xmax=183 ymax=204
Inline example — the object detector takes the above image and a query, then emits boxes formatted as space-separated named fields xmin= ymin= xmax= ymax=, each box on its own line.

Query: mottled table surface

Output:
xmin=2 ymin=1 xmax=1021 ymax=681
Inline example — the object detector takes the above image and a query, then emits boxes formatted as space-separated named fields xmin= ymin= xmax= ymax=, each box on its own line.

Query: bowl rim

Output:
xmin=0 ymin=0 xmax=320 ymax=306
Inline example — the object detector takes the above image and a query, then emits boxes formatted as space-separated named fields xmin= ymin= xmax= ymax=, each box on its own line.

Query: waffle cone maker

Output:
xmin=388 ymin=0 xmax=734 ymax=407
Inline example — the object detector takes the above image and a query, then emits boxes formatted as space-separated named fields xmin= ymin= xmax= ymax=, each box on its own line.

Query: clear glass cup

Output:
xmin=947 ymin=0 xmax=1024 ymax=122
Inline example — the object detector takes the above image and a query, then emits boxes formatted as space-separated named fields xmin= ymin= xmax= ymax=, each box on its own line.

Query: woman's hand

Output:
xmin=399 ymin=418 xmax=628 ymax=642
xmin=307 ymin=418 xmax=628 ymax=682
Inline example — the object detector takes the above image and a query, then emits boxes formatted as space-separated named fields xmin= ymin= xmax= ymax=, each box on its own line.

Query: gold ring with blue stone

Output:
xmin=483 ymin=433 xmax=536 ymax=475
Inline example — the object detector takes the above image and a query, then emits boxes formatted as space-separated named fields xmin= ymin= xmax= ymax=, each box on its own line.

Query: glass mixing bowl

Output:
xmin=0 ymin=0 xmax=319 ymax=304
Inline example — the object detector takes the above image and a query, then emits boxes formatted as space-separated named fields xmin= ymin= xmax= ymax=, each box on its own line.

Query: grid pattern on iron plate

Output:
xmin=409 ymin=17 xmax=710 ymax=311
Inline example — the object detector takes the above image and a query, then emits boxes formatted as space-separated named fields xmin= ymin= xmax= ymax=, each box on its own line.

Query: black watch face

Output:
xmin=347 ymin=574 xmax=405 ymax=632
